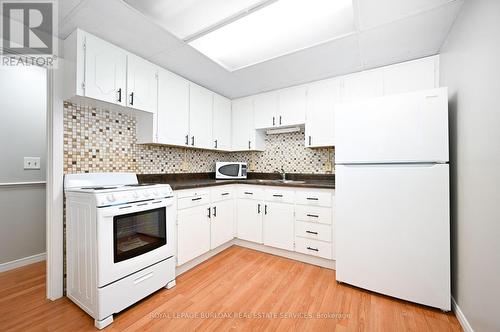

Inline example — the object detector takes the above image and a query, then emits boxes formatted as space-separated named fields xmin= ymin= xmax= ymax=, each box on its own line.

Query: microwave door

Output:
xmin=218 ymin=164 xmax=240 ymax=177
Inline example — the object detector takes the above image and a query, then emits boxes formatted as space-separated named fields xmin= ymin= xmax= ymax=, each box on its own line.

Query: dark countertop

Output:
xmin=138 ymin=172 xmax=335 ymax=191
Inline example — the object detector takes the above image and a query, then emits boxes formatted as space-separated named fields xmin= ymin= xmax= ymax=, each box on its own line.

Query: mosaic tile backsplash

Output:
xmin=63 ymin=102 xmax=334 ymax=175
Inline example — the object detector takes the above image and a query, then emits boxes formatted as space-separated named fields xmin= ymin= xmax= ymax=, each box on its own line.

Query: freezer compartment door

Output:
xmin=335 ymin=164 xmax=450 ymax=310
xmin=335 ymin=88 xmax=449 ymax=164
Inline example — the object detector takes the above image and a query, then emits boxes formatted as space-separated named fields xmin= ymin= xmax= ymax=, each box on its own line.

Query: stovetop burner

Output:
xmin=81 ymin=186 xmax=118 ymax=190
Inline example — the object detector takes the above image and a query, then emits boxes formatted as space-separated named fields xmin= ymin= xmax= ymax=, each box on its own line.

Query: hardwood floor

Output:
xmin=0 ymin=246 xmax=461 ymax=331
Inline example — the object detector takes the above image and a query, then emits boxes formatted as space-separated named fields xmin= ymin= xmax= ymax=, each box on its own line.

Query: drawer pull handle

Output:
xmin=221 ymin=193 xmax=230 ymax=196
xmin=192 ymin=197 xmax=202 ymax=201
xmin=307 ymin=247 xmax=319 ymax=252
xmin=306 ymin=214 xmax=319 ymax=218
xmin=244 ymin=192 xmax=253 ymax=195
xmin=272 ymin=194 xmax=283 ymax=197
xmin=306 ymin=197 xmax=319 ymax=201
xmin=134 ymin=272 xmax=154 ymax=284
xmin=306 ymin=231 xmax=318 ymax=235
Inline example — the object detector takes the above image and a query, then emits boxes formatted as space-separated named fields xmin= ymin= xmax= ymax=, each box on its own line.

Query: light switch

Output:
xmin=24 ymin=157 xmax=41 ymax=170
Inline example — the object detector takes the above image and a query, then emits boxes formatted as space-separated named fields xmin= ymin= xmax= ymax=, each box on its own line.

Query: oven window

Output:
xmin=219 ymin=164 xmax=239 ymax=176
xmin=113 ymin=207 xmax=166 ymax=263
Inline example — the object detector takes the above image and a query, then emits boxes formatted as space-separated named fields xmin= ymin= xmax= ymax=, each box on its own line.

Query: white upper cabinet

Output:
xmin=83 ymin=31 xmax=127 ymax=106
xmin=343 ymin=70 xmax=384 ymax=102
xmin=126 ymin=54 xmax=158 ymax=113
xmin=278 ymin=85 xmax=307 ymax=127
xmin=232 ymin=97 xmax=265 ymax=151
xmin=212 ymin=94 xmax=232 ymax=151
xmin=189 ymin=83 xmax=214 ymax=150
xmin=254 ymin=91 xmax=279 ymax=129
xmin=253 ymin=86 xmax=307 ymax=129
xmin=157 ymin=68 xmax=190 ymax=146
xmin=305 ymin=78 xmax=342 ymax=148
xmin=232 ymin=97 xmax=253 ymax=151
xmin=383 ymin=57 xmax=438 ymax=95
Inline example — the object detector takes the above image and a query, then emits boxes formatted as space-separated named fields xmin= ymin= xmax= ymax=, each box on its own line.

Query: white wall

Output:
xmin=440 ymin=0 xmax=500 ymax=331
xmin=0 ymin=66 xmax=47 ymax=264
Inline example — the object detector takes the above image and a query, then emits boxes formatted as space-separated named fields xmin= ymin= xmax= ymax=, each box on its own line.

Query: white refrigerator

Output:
xmin=334 ymin=87 xmax=451 ymax=311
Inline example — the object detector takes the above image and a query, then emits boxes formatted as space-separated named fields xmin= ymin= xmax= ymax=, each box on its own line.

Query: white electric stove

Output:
xmin=64 ymin=173 xmax=176 ymax=329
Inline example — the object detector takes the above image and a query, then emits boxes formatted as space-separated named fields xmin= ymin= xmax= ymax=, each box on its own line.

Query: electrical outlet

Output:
xmin=248 ymin=161 xmax=255 ymax=172
xmin=181 ymin=161 xmax=189 ymax=172
xmin=24 ymin=157 xmax=41 ymax=170
xmin=325 ymin=161 xmax=332 ymax=173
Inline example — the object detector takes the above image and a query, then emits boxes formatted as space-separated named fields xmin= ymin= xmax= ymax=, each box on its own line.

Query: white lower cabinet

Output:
xmin=177 ymin=204 xmax=211 ymax=266
xmin=236 ymin=199 xmax=263 ymax=243
xmin=176 ymin=185 xmax=334 ymax=267
xmin=211 ymin=199 xmax=234 ymax=249
xmin=263 ymin=202 xmax=294 ymax=251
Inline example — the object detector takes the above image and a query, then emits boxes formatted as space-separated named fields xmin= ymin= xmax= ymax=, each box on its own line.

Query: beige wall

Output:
xmin=440 ymin=0 xmax=500 ymax=331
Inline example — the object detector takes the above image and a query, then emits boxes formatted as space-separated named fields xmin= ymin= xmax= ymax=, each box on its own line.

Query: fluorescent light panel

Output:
xmin=124 ymin=0 xmax=266 ymax=40
xmin=189 ymin=0 xmax=355 ymax=71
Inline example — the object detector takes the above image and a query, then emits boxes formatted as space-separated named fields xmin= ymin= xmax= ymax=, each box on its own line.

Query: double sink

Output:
xmin=254 ymin=179 xmax=306 ymax=184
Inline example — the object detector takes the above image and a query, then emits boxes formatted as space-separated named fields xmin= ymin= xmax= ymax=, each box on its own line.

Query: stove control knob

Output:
xmin=106 ymin=194 xmax=115 ymax=202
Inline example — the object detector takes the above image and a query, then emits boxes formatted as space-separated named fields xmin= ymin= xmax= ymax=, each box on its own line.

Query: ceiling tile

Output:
xmin=230 ymin=34 xmax=362 ymax=97
xmin=60 ymin=0 xmax=183 ymax=59
xmin=357 ymin=0 xmax=456 ymax=30
xmin=359 ymin=0 xmax=464 ymax=69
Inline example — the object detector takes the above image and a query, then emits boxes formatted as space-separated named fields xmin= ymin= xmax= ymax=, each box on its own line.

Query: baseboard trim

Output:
xmin=452 ymin=296 xmax=474 ymax=332
xmin=234 ymin=239 xmax=335 ymax=270
xmin=176 ymin=242 xmax=234 ymax=276
xmin=0 ymin=252 xmax=46 ymax=273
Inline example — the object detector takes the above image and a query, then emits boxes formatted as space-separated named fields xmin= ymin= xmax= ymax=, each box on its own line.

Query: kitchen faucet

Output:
xmin=276 ymin=167 xmax=286 ymax=181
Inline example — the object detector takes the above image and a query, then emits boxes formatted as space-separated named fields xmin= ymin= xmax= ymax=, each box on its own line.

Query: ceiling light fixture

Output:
xmin=188 ymin=0 xmax=355 ymax=71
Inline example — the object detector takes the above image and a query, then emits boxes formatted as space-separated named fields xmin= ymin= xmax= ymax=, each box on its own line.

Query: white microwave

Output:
xmin=216 ymin=162 xmax=247 ymax=179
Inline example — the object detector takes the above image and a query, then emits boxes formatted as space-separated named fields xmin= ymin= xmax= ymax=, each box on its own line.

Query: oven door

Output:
xmin=96 ymin=198 xmax=175 ymax=287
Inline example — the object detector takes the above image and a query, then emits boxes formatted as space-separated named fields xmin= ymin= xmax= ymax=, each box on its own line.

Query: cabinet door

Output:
xmin=189 ymin=83 xmax=213 ymax=149
xmin=305 ymin=78 xmax=341 ymax=147
xmin=343 ymin=70 xmax=384 ymax=102
xmin=232 ymin=97 xmax=253 ymax=151
xmin=236 ymin=199 xmax=263 ymax=243
xmin=157 ymin=68 xmax=190 ymax=146
xmin=177 ymin=205 xmax=211 ymax=266
xmin=212 ymin=93 xmax=232 ymax=150
xmin=278 ymin=85 xmax=307 ymax=127
xmin=263 ymin=202 xmax=294 ymax=251
xmin=84 ymin=32 xmax=127 ymax=106
xmin=126 ymin=54 xmax=158 ymax=113
xmin=383 ymin=57 xmax=437 ymax=95
xmin=254 ymin=92 xmax=278 ymax=129
xmin=211 ymin=200 xmax=234 ymax=249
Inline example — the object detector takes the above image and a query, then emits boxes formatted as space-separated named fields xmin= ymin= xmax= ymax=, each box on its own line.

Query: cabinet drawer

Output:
xmin=97 ymin=258 xmax=175 ymax=319
xmin=177 ymin=194 xmax=210 ymax=210
xmin=296 ymin=190 xmax=332 ymax=207
xmin=210 ymin=186 xmax=234 ymax=202
xmin=295 ymin=205 xmax=332 ymax=225
xmin=237 ymin=186 xmax=264 ymax=200
xmin=176 ymin=188 xmax=209 ymax=199
xmin=295 ymin=221 xmax=332 ymax=242
xmin=295 ymin=237 xmax=332 ymax=260
xmin=264 ymin=188 xmax=295 ymax=204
